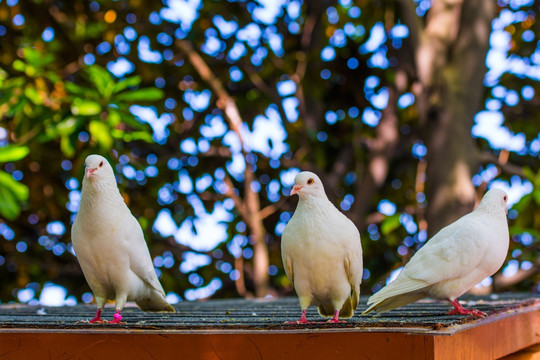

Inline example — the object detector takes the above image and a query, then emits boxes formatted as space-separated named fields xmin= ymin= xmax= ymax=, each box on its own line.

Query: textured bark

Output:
xmin=407 ymin=0 xmax=495 ymax=236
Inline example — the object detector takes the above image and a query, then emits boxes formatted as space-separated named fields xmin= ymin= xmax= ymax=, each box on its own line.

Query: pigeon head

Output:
xmin=290 ymin=171 xmax=327 ymax=199
xmin=84 ymin=155 xmax=114 ymax=181
xmin=477 ymin=188 xmax=508 ymax=215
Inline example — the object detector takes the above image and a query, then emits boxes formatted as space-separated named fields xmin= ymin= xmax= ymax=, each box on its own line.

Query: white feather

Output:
xmin=71 ymin=155 xmax=174 ymax=315
xmin=364 ymin=188 xmax=509 ymax=314
xmin=281 ymin=171 xmax=363 ymax=319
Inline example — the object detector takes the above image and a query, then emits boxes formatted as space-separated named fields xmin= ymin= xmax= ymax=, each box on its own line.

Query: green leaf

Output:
xmin=44 ymin=70 xmax=61 ymax=83
xmin=60 ymin=135 xmax=75 ymax=157
xmin=533 ymin=188 xmax=540 ymax=206
xmin=86 ymin=65 xmax=114 ymax=98
xmin=24 ymin=86 xmax=43 ymax=105
xmin=8 ymin=99 xmax=27 ymax=118
xmin=113 ymin=75 xmax=141 ymax=94
xmin=0 ymin=145 xmax=30 ymax=163
xmin=22 ymin=47 xmax=54 ymax=67
xmin=65 ymin=82 xmax=91 ymax=96
xmin=0 ymin=185 xmax=20 ymax=220
xmin=138 ymin=216 xmax=149 ymax=229
xmin=56 ymin=117 xmax=78 ymax=136
xmin=114 ymin=88 xmax=164 ymax=102
xmin=71 ymin=98 xmax=101 ymax=116
xmin=111 ymin=129 xmax=153 ymax=143
xmin=522 ymin=167 xmax=536 ymax=183
xmin=0 ymin=170 xmax=29 ymax=202
xmin=128 ymin=131 xmax=154 ymax=142
xmin=381 ymin=214 xmax=401 ymax=235
xmin=25 ymin=65 xmax=37 ymax=77
xmin=107 ymin=109 xmax=122 ymax=126
xmin=13 ymin=60 xmax=26 ymax=72
xmin=120 ymin=112 xmax=153 ymax=130
xmin=512 ymin=193 xmax=531 ymax=212
xmin=4 ymin=76 xmax=25 ymax=90
xmin=66 ymin=82 xmax=100 ymax=101
xmin=89 ymin=120 xmax=113 ymax=149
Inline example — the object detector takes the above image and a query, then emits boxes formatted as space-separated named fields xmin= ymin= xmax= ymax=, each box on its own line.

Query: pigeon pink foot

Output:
xmin=108 ymin=309 xmax=123 ymax=324
xmin=447 ymin=299 xmax=487 ymax=317
xmin=327 ymin=309 xmax=346 ymax=323
xmin=88 ymin=308 xmax=104 ymax=323
xmin=285 ymin=309 xmax=313 ymax=324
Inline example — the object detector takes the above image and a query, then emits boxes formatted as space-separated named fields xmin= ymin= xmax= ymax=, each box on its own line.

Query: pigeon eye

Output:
xmin=503 ymin=195 xmax=507 ymax=202
xmin=307 ymin=178 xmax=314 ymax=185
xmin=99 ymin=161 xmax=103 ymax=167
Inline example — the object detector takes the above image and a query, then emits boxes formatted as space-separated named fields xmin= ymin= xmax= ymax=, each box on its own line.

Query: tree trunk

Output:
xmin=411 ymin=0 xmax=495 ymax=236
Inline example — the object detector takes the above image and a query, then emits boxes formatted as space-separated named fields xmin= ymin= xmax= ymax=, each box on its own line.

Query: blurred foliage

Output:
xmin=0 ymin=0 xmax=538 ymax=305
xmin=0 ymin=145 xmax=29 ymax=220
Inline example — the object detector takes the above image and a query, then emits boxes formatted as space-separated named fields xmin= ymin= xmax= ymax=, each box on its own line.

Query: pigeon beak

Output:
xmin=85 ymin=167 xmax=97 ymax=178
xmin=291 ymin=185 xmax=303 ymax=196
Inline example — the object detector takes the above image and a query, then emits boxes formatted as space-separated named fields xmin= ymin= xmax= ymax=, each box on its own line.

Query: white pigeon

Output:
xmin=281 ymin=171 xmax=363 ymax=324
xmin=363 ymin=188 xmax=509 ymax=317
xmin=71 ymin=154 xmax=174 ymax=323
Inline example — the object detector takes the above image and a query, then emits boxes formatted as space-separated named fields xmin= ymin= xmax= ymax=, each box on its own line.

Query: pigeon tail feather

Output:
xmin=363 ymin=292 xmax=426 ymax=315
xmin=317 ymin=290 xmax=358 ymax=319
xmin=351 ymin=286 xmax=359 ymax=311
xmin=338 ymin=286 xmax=360 ymax=318
xmin=317 ymin=303 xmax=335 ymax=318
xmin=367 ymin=275 xmax=427 ymax=305
xmin=338 ymin=296 xmax=354 ymax=318
xmin=135 ymin=292 xmax=175 ymax=313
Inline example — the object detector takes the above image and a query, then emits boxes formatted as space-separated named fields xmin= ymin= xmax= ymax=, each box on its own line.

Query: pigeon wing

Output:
xmin=403 ymin=215 xmax=489 ymax=285
xmin=365 ymin=215 xmax=489 ymax=313
xmin=123 ymin=213 xmax=166 ymax=296
xmin=281 ymin=228 xmax=295 ymax=288
xmin=342 ymin=223 xmax=362 ymax=309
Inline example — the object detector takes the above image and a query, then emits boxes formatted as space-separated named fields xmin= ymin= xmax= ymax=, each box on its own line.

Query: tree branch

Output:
xmin=351 ymin=87 xmax=400 ymax=226
xmin=176 ymin=40 xmax=245 ymax=140
xmin=291 ymin=1 xmax=335 ymax=133
xmin=223 ymin=174 xmax=248 ymax=220
xmin=242 ymin=62 xmax=291 ymax=128
xmin=259 ymin=196 xmax=289 ymax=220
xmin=177 ymin=39 xmax=270 ymax=297
xmin=477 ymin=150 xmax=525 ymax=177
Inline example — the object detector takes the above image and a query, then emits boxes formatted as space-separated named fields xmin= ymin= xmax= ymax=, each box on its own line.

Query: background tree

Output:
xmin=0 ymin=0 xmax=538 ymax=304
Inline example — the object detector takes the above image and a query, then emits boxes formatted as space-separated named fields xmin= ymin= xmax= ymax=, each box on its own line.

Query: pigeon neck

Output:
xmin=475 ymin=200 xmax=506 ymax=219
xmin=80 ymin=177 xmax=125 ymax=211
xmin=297 ymin=193 xmax=332 ymax=212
